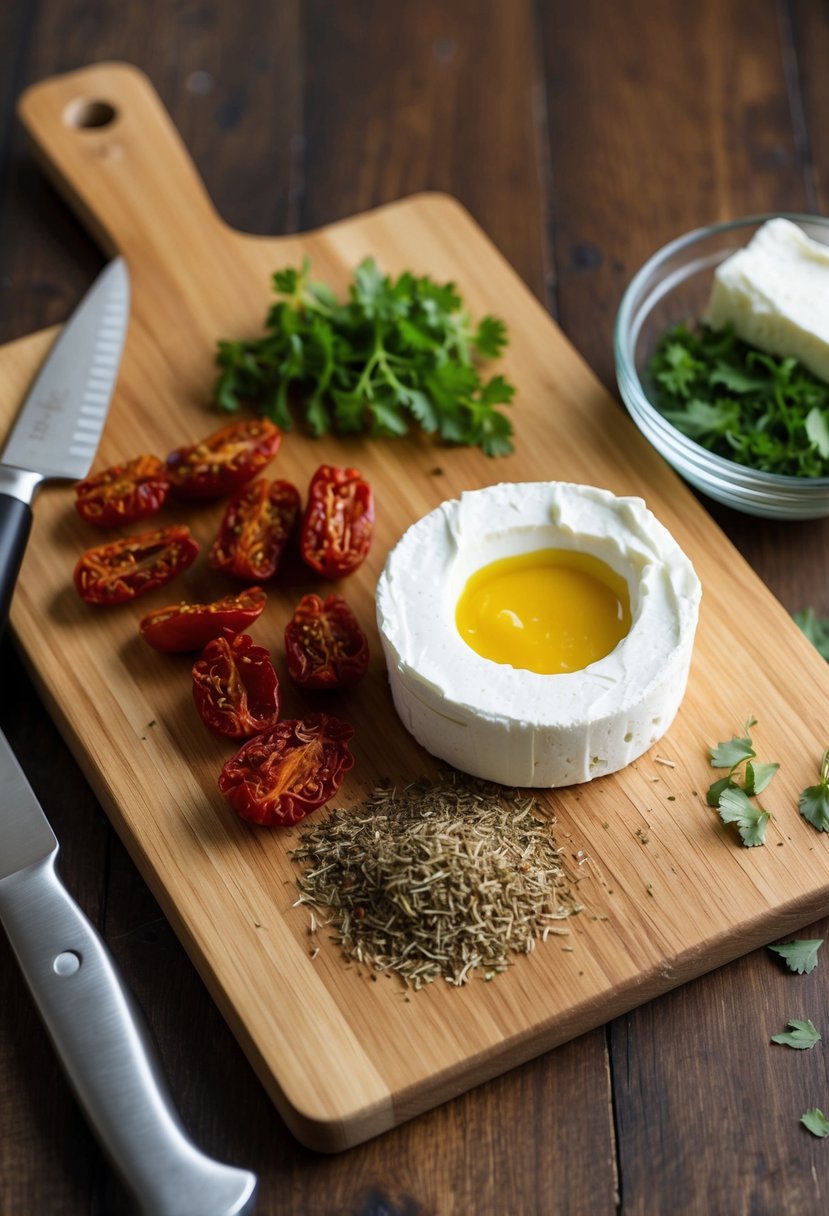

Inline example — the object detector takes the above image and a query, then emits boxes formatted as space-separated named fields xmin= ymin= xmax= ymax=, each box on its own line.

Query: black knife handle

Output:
xmin=0 ymin=491 xmax=34 ymax=637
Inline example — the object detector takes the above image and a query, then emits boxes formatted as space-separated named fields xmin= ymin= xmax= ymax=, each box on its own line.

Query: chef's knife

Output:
xmin=0 ymin=726 xmax=257 ymax=1216
xmin=0 ymin=257 xmax=129 ymax=632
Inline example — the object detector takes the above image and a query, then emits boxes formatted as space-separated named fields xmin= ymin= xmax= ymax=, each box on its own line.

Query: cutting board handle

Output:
xmin=17 ymin=62 xmax=225 ymax=263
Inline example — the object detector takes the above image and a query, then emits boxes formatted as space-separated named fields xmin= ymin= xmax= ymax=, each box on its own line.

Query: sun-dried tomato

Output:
xmin=166 ymin=419 xmax=281 ymax=500
xmin=298 ymin=465 xmax=374 ymax=578
xmin=192 ymin=633 xmax=280 ymax=739
xmin=74 ymin=525 xmax=199 ymax=605
xmin=208 ymin=478 xmax=300 ymax=581
xmin=139 ymin=586 xmax=267 ymax=653
xmin=218 ymin=713 xmax=354 ymax=826
xmin=284 ymin=594 xmax=369 ymax=689
xmin=74 ymin=454 xmax=170 ymax=527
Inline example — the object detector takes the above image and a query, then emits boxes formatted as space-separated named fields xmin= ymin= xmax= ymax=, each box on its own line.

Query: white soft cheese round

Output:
xmin=375 ymin=481 xmax=701 ymax=788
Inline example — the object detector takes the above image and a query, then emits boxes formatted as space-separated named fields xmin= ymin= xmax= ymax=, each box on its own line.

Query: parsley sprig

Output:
xmin=706 ymin=716 xmax=778 ymax=846
xmin=213 ymin=258 xmax=516 ymax=455
xmin=648 ymin=322 xmax=829 ymax=477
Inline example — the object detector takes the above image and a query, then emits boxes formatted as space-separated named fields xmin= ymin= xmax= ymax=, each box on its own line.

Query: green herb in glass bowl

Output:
xmin=648 ymin=321 xmax=829 ymax=478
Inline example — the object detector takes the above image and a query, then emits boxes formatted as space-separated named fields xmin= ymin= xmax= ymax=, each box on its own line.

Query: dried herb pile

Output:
xmin=291 ymin=775 xmax=581 ymax=989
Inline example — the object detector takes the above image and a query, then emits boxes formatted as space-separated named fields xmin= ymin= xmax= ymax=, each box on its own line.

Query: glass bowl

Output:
xmin=614 ymin=213 xmax=829 ymax=520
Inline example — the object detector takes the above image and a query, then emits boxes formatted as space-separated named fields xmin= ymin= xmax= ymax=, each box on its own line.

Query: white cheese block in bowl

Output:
xmin=375 ymin=482 xmax=701 ymax=788
xmin=706 ymin=217 xmax=829 ymax=384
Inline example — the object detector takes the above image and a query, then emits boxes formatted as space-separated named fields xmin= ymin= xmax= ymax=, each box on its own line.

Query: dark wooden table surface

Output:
xmin=3 ymin=2 xmax=829 ymax=1213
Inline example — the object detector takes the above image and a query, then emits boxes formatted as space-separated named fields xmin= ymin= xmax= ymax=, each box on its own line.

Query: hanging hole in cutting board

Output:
xmin=63 ymin=99 xmax=117 ymax=129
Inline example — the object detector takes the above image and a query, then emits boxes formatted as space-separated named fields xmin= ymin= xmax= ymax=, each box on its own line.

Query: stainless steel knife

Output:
xmin=0 ymin=726 xmax=257 ymax=1216
xmin=0 ymin=262 xmax=257 ymax=1210
xmin=0 ymin=257 xmax=129 ymax=631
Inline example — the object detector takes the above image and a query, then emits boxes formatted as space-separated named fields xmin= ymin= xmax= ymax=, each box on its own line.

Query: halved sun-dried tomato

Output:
xmin=74 ymin=525 xmax=199 ymax=606
xmin=298 ymin=465 xmax=374 ymax=578
xmin=192 ymin=632 xmax=280 ymax=739
xmin=285 ymin=593 xmax=369 ymax=689
xmin=218 ymin=713 xmax=354 ymax=826
xmin=166 ymin=418 xmax=281 ymax=500
xmin=74 ymin=454 xmax=170 ymax=527
xmin=208 ymin=478 xmax=300 ymax=581
xmin=139 ymin=586 xmax=267 ymax=653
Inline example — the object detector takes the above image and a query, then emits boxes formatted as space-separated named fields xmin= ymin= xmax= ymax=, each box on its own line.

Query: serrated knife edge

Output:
xmin=1 ymin=258 xmax=130 ymax=482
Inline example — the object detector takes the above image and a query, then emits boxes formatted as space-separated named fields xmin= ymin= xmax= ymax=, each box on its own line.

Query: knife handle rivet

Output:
xmin=53 ymin=950 xmax=81 ymax=977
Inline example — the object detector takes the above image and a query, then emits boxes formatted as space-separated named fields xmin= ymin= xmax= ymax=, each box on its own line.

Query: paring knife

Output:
xmin=0 ymin=257 xmax=129 ymax=632
xmin=0 ymin=727 xmax=257 ymax=1215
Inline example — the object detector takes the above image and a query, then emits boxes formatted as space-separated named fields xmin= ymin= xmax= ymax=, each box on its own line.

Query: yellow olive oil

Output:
xmin=455 ymin=548 xmax=631 ymax=675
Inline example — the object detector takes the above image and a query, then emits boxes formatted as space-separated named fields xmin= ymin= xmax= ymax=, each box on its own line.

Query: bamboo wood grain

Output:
xmin=6 ymin=61 xmax=829 ymax=1152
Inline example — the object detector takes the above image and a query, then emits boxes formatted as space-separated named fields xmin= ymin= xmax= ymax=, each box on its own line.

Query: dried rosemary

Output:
xmin=291 ymin=774 xmax=582 ymax=989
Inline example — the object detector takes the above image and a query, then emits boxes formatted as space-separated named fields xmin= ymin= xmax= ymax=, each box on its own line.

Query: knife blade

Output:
xmin=0 ymin=726 xmax=257 ymax=1216
xmin=0 ymin=257 xmax=129 ymax=632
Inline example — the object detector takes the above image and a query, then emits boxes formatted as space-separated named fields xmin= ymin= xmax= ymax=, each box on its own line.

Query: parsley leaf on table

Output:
xmin=794 ymin=608 xmax=829 ymax=661
xmin=798 ymin=748 xmax=829 ymax=832
xmin=709 ymin=717 xmax=757 ymax=769
xmin=213 ymin=257 xmax=516 ymax=455
xmin=744 ymin=760 xmax=780 ymax=796
xmin=801 ymin=1108 xmax=829 ymax=1138
xmin=706 ymin=775 xmax=737 ymax=807
xmin=799 ymin=786 xmax=829 ymax=832
xmin=648 ymin=323 xmax=829 ymax=477
xmin=716 ymin=786 xmax=770 ymax=847
xmin=770 ymin=1018 xmax=821 ymax=1050
xmin=768 ymin=940 xmax=824 ymax=975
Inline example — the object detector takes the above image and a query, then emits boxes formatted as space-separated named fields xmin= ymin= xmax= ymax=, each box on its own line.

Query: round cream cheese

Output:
xmin=375 ymin=481 xmax=701 ymax=787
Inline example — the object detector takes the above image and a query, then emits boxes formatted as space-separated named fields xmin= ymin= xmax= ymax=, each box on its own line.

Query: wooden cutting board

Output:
xmin=6 ymin=62 xmax=829 ymax=1152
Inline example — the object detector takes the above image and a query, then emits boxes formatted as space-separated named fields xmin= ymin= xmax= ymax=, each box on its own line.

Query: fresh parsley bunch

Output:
xmin=648 ymin=322 xmax=829 ymax=477
xmin=213 ymin=257 xmax=515 ymax=456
